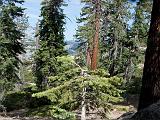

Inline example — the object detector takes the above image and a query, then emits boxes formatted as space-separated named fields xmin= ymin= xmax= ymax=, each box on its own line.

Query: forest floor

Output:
xmin=0 ymin=116 xmax=50 ymax=120
xmin=0 ymin=111 xmax=125 ymax=120
xmin=0 ymin=95 xmax=139 ymax=120
xmin=0 ymin=109 xmax=53 ymax=120
xmin=0 ymin=109 xmax=134 ymax=120
xmin=0 ymin=107 xmax=136 ymax=120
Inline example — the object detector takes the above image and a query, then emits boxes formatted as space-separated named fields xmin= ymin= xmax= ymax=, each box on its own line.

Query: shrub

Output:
xmin=2 ymin=91 xmax=51 ymax=111
xmin=2 ymin=92 xmax=30 ymax=111
xmin=33 ymin=74 xmax=124 ymax=117
xmin=28 ymin=96 xmax=51 ymax=109
xmin=28 ymin=105 xmax=76 ymax=120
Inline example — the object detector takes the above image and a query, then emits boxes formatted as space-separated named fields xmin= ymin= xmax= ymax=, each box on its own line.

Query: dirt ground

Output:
xmin=0 ymin=95 xmax=138 ymax=120
xmin=0 ymin=108 xmax=134 ymax=120
xmin=0 ymin=109 xmax=52 ymax=120
xmin=0 ymin=115 xmax=53 ymax=120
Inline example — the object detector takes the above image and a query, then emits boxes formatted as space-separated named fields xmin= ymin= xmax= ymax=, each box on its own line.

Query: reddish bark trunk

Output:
xmin=138 ymin=0 xmax=160 ymax=110
xmin=86 ymin=47 xmax=91 ymax=68
xmin=91 ymin=0 xmax=100 ymax=70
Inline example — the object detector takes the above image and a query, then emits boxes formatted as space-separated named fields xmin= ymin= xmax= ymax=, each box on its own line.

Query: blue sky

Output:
xmin=23 ymin=0 xmax=82 ymax=41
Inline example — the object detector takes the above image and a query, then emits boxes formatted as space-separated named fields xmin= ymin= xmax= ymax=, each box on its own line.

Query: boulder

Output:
xmin=118 ymin=101 xmax=160 ymax=120
xmin=131 ymin=101 xmax=160 ymax=120
xmin=117 ymin=112 xmax=135 ymax=120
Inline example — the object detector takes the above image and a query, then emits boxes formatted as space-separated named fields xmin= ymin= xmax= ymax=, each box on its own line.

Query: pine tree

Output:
xmin=75 ymin=0 xmax=94 ymax=69
xmin=33 ymin=56 xmax=124 ymax=119
xmin=104 ymin=0 xmax=132 ymax=77
xmin=124 ymin=1 xmax=152 ymax=91
xmin=76 ymin=0 xmax=134 ymax=73
xmin=75 ymin=0 xmax=106 ymax=70
xmin=90 ymin=0 xmax=101 ymax=70
xmin=0 ymin=0 xmax=25 ymax=89
xmin=34 ymin=0 xmax=66 ymax=90
xmin=99 ymin=0 xmax=150 ymax=82
xmin=138 ymin=0 xmax=160 ymax=110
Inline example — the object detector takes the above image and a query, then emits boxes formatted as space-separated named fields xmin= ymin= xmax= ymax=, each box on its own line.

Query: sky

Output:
xmin=23 ymin=0 xmax=82 ymax=41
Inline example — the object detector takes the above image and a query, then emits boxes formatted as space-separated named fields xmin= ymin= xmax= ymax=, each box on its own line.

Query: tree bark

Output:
xmin=91 ymin=0 xmax=100 ymax=70
xmin=86 ymin=43 xmax=91 ymax=69
xmin=109 ymin=40 xmax=118 ymax=76
xmin=138 ymin=0 xmax=160 ymax=111
xmin=35 ymin=21 xmax=40 ymax=49
xmin=81 ymin=87 xmax=86 ymax=120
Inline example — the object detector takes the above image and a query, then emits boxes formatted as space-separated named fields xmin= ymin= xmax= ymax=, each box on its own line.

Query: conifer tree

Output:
xmin=76 ymin=0 xmax=132 ymax=74
xmin=33 ymin=56 xmax=124 ymax=119
xmin=34 ymin=0 xmax=66 ymax=90
xmin=138 ymin=0 xmax=160 ymax=110
xmin=104 ymin=0 xmax=131 ymax=77
xmin=0 ymin=0 xmax=25 ymax=89
xmin=75 ymin=0 xmax=104 ymax=70
xmin=125 ymin=1 xmax=151 ymax=83
xmin=90 ymin=0 xmax=101 ymax=70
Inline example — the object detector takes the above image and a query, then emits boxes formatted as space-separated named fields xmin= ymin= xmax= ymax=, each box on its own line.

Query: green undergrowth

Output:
xmin=33 ymin=75 xmax=124 ymax=117
xmin=2 ymin=91 xmax=51 ymax=111
xmin=27 ymin=105 xmax=76 ymax=120
xmin=31 ymin=56 xmax=125 ymax=119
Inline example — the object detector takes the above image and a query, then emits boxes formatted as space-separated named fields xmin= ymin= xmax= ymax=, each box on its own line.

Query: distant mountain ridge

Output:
xmin=65 ymin=40 xmax=79 ymax=55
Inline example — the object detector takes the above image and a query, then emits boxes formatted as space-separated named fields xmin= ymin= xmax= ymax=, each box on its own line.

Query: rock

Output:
xmin=119 ymin=101 xmax=160 ymax=120
xmin=131 ymin=101 xmax=160 ymax=120
xmin=117 ymin=112 xmax=135 ymax=120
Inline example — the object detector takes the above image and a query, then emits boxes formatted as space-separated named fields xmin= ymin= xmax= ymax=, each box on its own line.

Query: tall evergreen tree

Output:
xmin=75 ymin=0 xmax=106 ymax=70
xmin=138 ymin=0 xmax=160 ymax=110
xmin=34 ymin=0 xmax=66 ymax=90
xmin=102 ymin=0 xmax=131 ymax=77
xmin=124 ymin=0 xmax=151 ymax=86
xmin=76 ymin=0 xmax=134 ymax=75
xmin=0 ymin=0 xmax=25 ymax=89
xmin=90 ymin=0 xmax=101 ymax=70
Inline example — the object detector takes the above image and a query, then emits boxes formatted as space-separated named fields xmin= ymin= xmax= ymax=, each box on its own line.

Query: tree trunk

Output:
xmin=35 ymin=21 xmax=40 ymax=49
xmin=109 ymin=40 xmax=118 ymax=76
xmin=80 ymin=70 xmax=87 ymax=120
xmin=81 ymin=87 xmax=86 ymax=120
xmin=138 ymin=0 xmax=160 ymax=111
xmin=86 ymin=43 xmax=91 ymax=69
xmin=91 ymin=0 xmax=100 ymax=70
